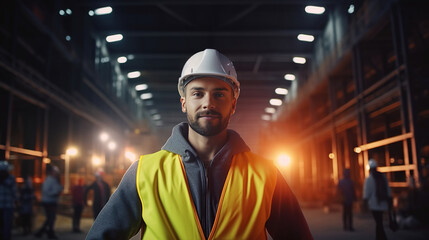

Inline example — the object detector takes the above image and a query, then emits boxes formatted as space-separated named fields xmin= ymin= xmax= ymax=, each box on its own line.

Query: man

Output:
xmin=86 ymin=49 xmax=313 ymax=239
xmin=35 ymin=164 xmax=63 ymax=239
xmin=71 ymin=178 xmax=85 ymax=232
xmin=84 ymin=170 xmax=110 ymax=220
xmin=363 ymin=159 xmax=392 ymax=240
xmin=0 ymin=161 xmax=16 ymax=240
xmin=337 ymin=168 xmax=356 ymax=231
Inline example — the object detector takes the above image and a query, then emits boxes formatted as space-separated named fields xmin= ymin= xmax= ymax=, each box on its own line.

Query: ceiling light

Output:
xmin=66 ymin=9 xmax=72 ymax=15
xmin=270 ymin=99 xmax=283 ymax=106
xmin=275 ymin=88 xmax=288 ymax=95
xmin=59 ymin=10 xmax=65 ymax=16
xmin=99 ymin=132 xmax=109 ymax=142
xmin=140 ymin=93 xmax=153 ymax=100
xmin=305 ymin=6 xmax=325 ymax=14
xmin=144 ymin=100 xmax=154 ymax=106
xmin=284 ymin=74 xmax=296 ymax=81
xmin=106 ymin=34 xmax=123 ymax=43
xmin=348 ymin=4 xmax=355 ymax=14
xmin=265 ymin=107 xmax=276 ymax=114
xmin=135 ymin=84 xmax=148 ymax=91
xmin=297 ymin=34 xmax=315 ymax=42
xmin=95 ymin=6 xmax=113 ymax=15
xmin=100 ymin=57 xmax=109 ymax=63
xmin=65 ymin=35 xmax=71 ymax=41
xmin=293 ymin=57 xmax=306 ymax=64
xmin=117 ymin=56 xmax=127 ymax=63
xmin=152 ymin=114 xmax=161 ymax=120
xmin=108 ymin=141 xmax=117 ymax=150
xmin=127 ymin=71 xmax=141 ymax=78
xmin=88 ymin=10 xmax=95 ymax=16
xmin=261 ymin=115 xmax=271 ymax=121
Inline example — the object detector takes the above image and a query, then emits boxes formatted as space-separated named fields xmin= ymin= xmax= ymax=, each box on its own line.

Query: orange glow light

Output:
xmin=277 ymin=154 xmax=291 ymax=167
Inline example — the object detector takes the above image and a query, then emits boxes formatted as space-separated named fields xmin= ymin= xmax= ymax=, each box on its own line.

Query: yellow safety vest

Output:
xmin=136 ymin=150 xmax=277 ymax=240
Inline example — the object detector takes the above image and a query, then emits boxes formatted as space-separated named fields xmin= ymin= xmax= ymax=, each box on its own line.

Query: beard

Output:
xmin=187 ymin=110 xmax=230 ymax=136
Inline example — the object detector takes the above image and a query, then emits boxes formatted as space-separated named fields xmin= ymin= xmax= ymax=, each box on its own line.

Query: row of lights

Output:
xmin=261 ymin=4 xmax=332 ymax=122
xmin=95 ymin=5 xmax=321 ymax=126
xmin=59 ymin=6 xmax=113 ymax=42
xmin=67 ymin=4 xmax=353 ymax=125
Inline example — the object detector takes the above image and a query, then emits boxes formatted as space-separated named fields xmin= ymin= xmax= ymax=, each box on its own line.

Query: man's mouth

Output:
xmin=197 ymin=111 xmax=221 ymax=119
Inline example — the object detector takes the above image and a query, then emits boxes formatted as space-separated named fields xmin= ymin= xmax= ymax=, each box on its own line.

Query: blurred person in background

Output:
xmin=71 ymin=177 xmax=85 ymax=233
xmin=338 ymin=168 xmax=356 ymax=231
xmin=35 ymin=164 xmax=63 ymax=239
xmin=363 ymin=159 xmax=392 ymax=240
xmin=19 ymin=175 xmax=35 ymax=235
xmin=0 ymin=161 xmax=16 ymax=240
xmin=86 ymin=49 xmax=312 ymax=240
xmin=84 ymin=170 xmax=110 ymax=220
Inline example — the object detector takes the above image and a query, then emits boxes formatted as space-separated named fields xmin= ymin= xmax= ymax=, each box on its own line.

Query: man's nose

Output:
xmin=202 ymin=94 xmax=215 ymax=109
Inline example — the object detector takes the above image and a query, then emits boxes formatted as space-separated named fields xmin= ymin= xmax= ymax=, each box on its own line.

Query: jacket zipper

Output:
xmin=204 ymin=165 xmax=210 ymax=238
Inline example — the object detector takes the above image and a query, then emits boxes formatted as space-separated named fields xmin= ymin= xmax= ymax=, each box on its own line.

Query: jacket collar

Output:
xmin=161 ymin=122 xmax=250 ymax=161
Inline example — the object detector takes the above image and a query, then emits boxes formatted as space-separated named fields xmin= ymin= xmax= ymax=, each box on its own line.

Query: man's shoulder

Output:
xmin=139 ymin=149 xmax=178 ymax=160
xmin=235 ymin=151 xmax=276 ymax=169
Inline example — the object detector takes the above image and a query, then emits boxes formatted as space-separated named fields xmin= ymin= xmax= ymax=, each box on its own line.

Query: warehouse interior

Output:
xmin=1 ymin=0 xmax=429 ymax=222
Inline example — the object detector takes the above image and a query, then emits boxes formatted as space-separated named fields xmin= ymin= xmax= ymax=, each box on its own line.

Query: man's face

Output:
xmin=181 ymin=77 xmax=237 ymax=137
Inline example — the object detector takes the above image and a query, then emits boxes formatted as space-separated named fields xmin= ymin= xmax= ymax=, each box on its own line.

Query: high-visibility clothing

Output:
xmin=136 ymin=150 xmax=277 ymax=240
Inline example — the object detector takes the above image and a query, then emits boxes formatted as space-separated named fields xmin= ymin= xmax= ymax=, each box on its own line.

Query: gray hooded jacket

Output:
xmin=86 ymin=123 xmax=312 ymax=240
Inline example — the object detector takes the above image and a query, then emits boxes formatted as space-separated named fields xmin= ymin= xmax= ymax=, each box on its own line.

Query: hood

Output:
xmin=161 ymin=122 xmax=250 ymax=158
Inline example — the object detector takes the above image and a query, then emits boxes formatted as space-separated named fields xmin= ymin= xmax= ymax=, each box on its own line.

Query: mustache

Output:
xmin=196 ymin=110 xmax=221 ymax=118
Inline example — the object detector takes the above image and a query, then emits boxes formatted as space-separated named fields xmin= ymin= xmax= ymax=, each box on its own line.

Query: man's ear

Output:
xmin=180 ymin=97 xmax=187 ymax=113
xmin=231 ymin=97 xmax=237 ymax=115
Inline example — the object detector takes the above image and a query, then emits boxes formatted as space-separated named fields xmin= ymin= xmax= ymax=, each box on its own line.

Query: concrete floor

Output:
xmin=11 ymin=205 xmax=429 ymax=240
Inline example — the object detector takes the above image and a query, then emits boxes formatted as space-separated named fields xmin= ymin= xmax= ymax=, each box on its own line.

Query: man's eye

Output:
xmin=214 ymin=93 xmax=224 ymax=97
xmin=192 ymin=92 xmax=202 ymax=97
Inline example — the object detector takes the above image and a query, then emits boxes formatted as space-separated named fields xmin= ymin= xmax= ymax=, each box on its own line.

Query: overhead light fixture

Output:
xmin=65 ymin=35 xmax=71 ymax=41
xmin=88 ymin=10 xmax=95 ymax=16
xmin=275 ymin=88 xmax=288 ymax=95
xmin=106 ymin=34 xmax=123 ymax=43
xmin=305 ymin=6 xmax=325 ymax=14
xmin=270 ymin=99 xmax=282 ymax=106
xmin=108 ymin=141 xmax=117 ymax=150
xmin=152 ymin=114 xmax=161 ymax=120
xmin=348 ymin=4 xmax=355 ymax=14
xmin=117 ymin=56 xmax=127 ymax=63
xmin=261 ymin=115 xmax=271 ymax=121
xmin=59 ymin=10 xmax=65 ymax=16
xmin=144 ymin=100 xmax=154 ymax=106
xmin=135 ymin=84 xmax=148 ymax=91
xmin=94 ymin=6 xmax=113 ymax=15
xmin=297 ymin=34 xmax=315 ymax=42
xmin=293 ymin=57 xmax=306 ymax=64
xmin=127 ymin=71 xmax=141 ymax=79
xmin=265 ymin=107 xmax=276 ymax=114
xmin=66 ymin=9 xmax=72 ymax=15
xmin=284 ymin=74 xmax=296 ymax=81
xmin=140 ymin=93 xmax=153 ymax=100
xmin=99 ymin=132 xmax=109 ymax=142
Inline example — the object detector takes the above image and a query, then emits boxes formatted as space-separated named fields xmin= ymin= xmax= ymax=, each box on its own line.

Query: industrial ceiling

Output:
xmin=82 ymin=0 xmax=358 ymax=148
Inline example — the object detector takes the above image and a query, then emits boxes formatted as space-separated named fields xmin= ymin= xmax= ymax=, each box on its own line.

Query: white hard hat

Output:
xmin=178 ymin=49 xmax=240 ymax=99
xmin=369 ymin=159 xmax=377 ymax=169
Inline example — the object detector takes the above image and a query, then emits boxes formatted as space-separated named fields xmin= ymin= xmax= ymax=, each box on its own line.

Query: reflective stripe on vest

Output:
xmin=136 ymin=150 xmax=277 ymax=240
